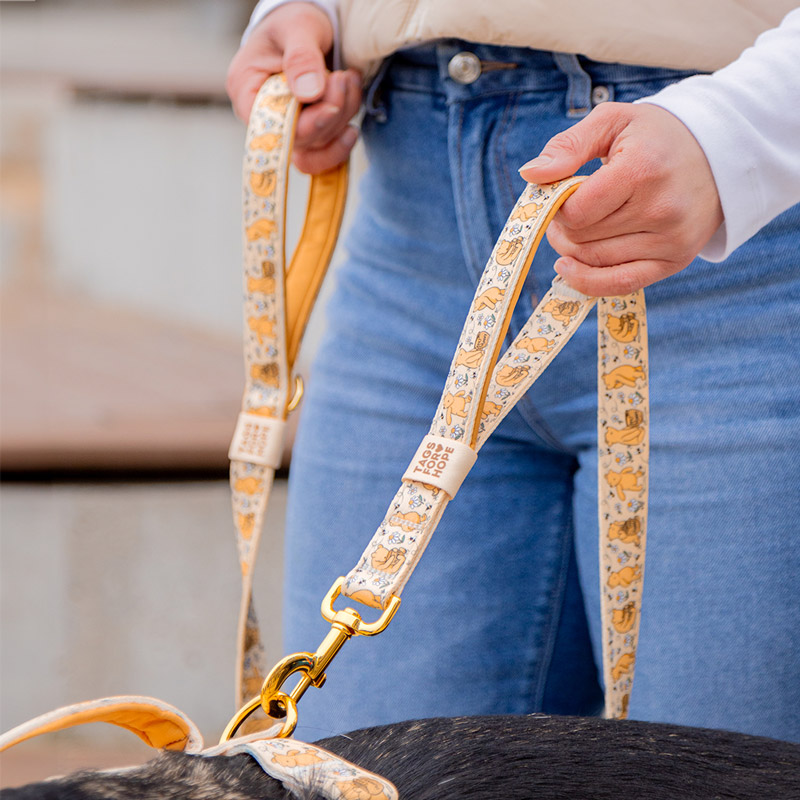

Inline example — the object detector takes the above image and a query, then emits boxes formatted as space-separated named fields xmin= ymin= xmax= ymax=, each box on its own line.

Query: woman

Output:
xmin=227 ymin=2 xmax=800 ymax=741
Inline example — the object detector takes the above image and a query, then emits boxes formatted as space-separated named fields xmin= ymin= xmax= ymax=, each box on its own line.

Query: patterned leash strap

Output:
xmin=225 ymin=78 xmax=649 ymax=737
xmin=0 ymin=698 xmax=399 ymax=800
xmin=227 ymin=74 xmax=348 ymax=710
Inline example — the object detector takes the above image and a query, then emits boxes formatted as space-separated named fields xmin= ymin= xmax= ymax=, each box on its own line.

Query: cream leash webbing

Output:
xmin=231 ymin=75 xmax=649 ymax=727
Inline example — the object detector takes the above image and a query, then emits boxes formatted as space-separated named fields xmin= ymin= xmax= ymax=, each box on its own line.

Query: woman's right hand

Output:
xmin=226 ymin=2 xmax=361 ymax=173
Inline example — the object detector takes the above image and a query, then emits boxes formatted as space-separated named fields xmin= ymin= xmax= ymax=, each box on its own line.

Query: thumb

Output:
xmin=518 ymin=104 xmax=628 ymax=183
xmin=280 ymin=26 xmax=329 ymax=102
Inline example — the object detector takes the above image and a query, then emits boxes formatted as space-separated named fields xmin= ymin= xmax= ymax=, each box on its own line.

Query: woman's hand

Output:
xmin=226 ymin=2 xmax=361 ymax=174
xmin=519 ymin=103 xmax=723 ymax=296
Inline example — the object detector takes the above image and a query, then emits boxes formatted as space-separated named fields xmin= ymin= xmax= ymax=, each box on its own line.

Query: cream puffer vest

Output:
xmin=338 ymin=0 xmax=796 ymax=75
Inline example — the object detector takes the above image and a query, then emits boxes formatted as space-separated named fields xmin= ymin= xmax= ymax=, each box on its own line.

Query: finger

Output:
xmin=554 ymin=256 xmax=680 ymax=297
xmin=280 ymin=26 xmax=328 ymax=102
xmin=555 ymin=159 xmax=633 ymax=230
xmin=547 ymin=225 xmax=668 ymax=269
xmin=295 ymin=70 xmax=363 ymax=149
xmin=295 ymin=72 xmax=347 ymax=147
xmin=293 ymin=125 xmax=359 ymax=175
xmin=518 ymin=104 xmax=630 ymax=183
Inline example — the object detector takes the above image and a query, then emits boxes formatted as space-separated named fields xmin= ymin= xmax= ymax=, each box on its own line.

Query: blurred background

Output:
xmin=0 ymin=0 xmax=361 ymax=784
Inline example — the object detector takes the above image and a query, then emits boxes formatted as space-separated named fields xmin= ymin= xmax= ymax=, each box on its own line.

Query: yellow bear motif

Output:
xmin=510 ymin=201 xmax=543 ymax=221
xmin=517 ymin=336 xmax=555 ymax=353
xmin=370 ymin=545 xmax=407 ymax=574
xmin=481 ymin=400 xmax=502 ymax=420
xmin=495 ymin=237 xmax=524 ymax=265
xmin=246 ymin=219 xmax=277 ymax=242
xmin=249 ymin=132 xmax=282 ymax=151
xmin=248 ymin=315 xmax=277 ymax=344
xmin=474 ymin=286 xmax=505 ymax=311
xmin=251 ymin=405 xmax=277 ymax=417
xmin=237 ymin=513 xmax=255 ymax=540
xmin=607 ymin=312 xmax=639 ymax=342
xmin=234 ymin=477 xmax=263 ymax=495
xmin=251 ymin=362 xmax=280 ymax=387
xmin=336 ymin=777 xmax=391 ymax=800
xmin=612 ymin=602 xmax=637 ymax=633
xmin=348 ymin=588 xmax=383 ymax=609
xmin=611 ymin=652 xmax=636 ymax=682
xmin=608 ymin=516 xmax=641 ymax=546
xmin=455 ymin=331 xmax=489 ymax=367
xmin=496 ymin=364 xmax=529 ymax=387
xmin=543 ymin=298 xmax=582 ymax=325
xmin=443 ymin=391 xmax=470 ymax=426
xmin=390 ymin=511 xmax=427 ymax=531
xmin=260 ymin=93 xmax=291 ymax=113
xmin=249 ymin=170 xmax=277 ymax=197
xmin=605 ymin=409 xmax=645 ymax=446
xmin=607 ymin=565 xmax=642 ymax=588
xmin=271 ymin=748 xmax=326 ymax=768
xmin=602 ymin=364 xmax=646 ymax=389
xmin=605 ymin=467 xmax=644 ymax=501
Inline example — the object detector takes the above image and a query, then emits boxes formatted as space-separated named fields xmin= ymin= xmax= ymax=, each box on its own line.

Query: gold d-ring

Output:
xmin=287 ymin=375 xmax=304 ymax=412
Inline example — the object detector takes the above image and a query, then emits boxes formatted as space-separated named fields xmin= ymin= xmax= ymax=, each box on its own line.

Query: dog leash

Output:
xmin=227 ymin=74 xmax=649 ymax=737
xmin=0 ymin=697 xmax=398 ymax=800
xmin=0 ymin=74 xmax=648 ymax=792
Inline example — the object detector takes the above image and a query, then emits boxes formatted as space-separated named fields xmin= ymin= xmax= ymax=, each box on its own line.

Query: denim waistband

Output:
xmin=366 ymin=40 xmax=702 ymax=118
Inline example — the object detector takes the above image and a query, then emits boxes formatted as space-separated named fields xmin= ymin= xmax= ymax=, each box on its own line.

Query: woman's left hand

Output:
xmin=519 ymin=102 xmax=724 ymax=296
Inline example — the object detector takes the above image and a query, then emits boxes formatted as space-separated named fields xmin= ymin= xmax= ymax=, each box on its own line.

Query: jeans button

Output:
xmin=448 ymin=52 xmax=482 ymax=84
xmin=591 ymin=85 xmax=611 ymax=105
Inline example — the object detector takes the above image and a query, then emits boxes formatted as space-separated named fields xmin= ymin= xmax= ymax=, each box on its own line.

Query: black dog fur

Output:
xmin=3 ymin=715 xmax=799 ymax=800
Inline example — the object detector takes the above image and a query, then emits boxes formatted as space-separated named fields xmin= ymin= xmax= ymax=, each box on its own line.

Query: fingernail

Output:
xmin=519 ymin=154 xmax=552 ymax=172
xmin=315 ymin=104 xmax=341 ymax=128
xmin=340 ymin=126 xmax=358 ymax=148
xmin=295 ymin=72 xmax=323 ymax=99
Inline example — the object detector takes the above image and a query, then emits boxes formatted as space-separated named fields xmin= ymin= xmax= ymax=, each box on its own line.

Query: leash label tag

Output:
xmin=228 ymin=413 xmax=286 ymax=469
xmin=403 ymin=435 xmax=477 ymax=498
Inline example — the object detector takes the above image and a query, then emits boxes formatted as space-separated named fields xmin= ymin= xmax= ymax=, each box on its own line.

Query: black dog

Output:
xmin=3 ymin=715 xmax=799 ymax=800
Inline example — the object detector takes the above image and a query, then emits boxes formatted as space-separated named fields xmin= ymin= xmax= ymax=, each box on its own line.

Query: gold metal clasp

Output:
xmin=287 ymin=375 xmax=304 ymax=413
xmin=220 ymin=578 xmax=400 ymax=742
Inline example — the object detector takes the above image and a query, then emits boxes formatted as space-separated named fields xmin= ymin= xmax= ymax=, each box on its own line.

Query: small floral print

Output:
xmin=451 ymin=425 xmax=465 ymax=440
xmin=623 ymin=345 xmax=640 ymax=359
xmin=610 ymin=298 xmax=626 ymax=311
xmin=495 ymin=388 xmax=511 ymax=400
xmin=498 ymin=268 xmax=511 ymax=283
xmin=614 ymin=452 xmax=630 ymax=466
xmin=627 ymin=499 xmax=643 ymax=513
xmin=409 ymin=494 xmax=423 ymax=509
xmin=455 ymin=372 xmax=468 ymax=388
xmin=388 ymin=532 xmax=405 ymax=545
xmin=536 ymin=323 xmax=554 ymax=336
xmin=512 ymin=353 xmax=530 ymax=364
xmin=510 ymin=222 xmax=522 ymax=235
xmin=628 ymin=392 xmax=643 ymax=407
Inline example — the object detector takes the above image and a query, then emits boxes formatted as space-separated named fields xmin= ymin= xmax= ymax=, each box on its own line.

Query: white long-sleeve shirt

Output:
xmin=244 ymin=2 xmax=800 ymax=261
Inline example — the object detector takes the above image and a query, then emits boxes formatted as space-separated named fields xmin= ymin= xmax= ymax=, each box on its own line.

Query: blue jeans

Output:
xmin=283 ymin=42 xmax=800 ymax=742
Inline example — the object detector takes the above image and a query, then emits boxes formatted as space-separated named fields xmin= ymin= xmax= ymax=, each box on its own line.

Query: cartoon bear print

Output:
xmin=246 ymin=218 xmax=277 ymax=242
xmin=605 ymin=467 xmax=644 ymax=501
xmin=238 ymin=512 xmax=255 ymax=540
xmin=370 ymin=544 xmax=407 ymax=574
xmin=510 ymin=200 xmax=543 ymax=221
xmin=443 ymin=391 xmax=470 ymax=426
xmin=271 ymin=748 xmax=327 ymax=768
xmin=234 ymin=477 xmax=263 ymax=495
xmin=607 ymin=312 xmax=639 ymax=342
xmin=247 ymin=260 xmax=277 ymax=294
xmin=496 ymin=364 xmax=530 ymax=387
xmin=474 ymin=286 xmax=506 ymax=311
xmin=517 ymin=336 xmax=555 ymax=353
xmin=611 ymin=652 xmax=636 ymax=682
xmin=260 ymin=93 xmax=292 ymax=113
xmin=251 ymin=405 xmax=278 ymax=417
xmin=608 ymin=516 xmax=642 ymax=546
xmin=543 ymin=298 xmax=583 ymax=325
xmin=251 ymin=362 xmax=280 ymax=387
xmin=607 ymin=565 xmax=642 ymax=588
xmin=455 ymin=331 xmax=490 ymax=367
xmin=602 ymin=364 xmax=646 ymax=389
xmin=495 ymin=237 xmax=525 ymax=266
xmin=348 ymin=588 xmax=383 ymax=608
xmin=612 ymin=602 xmax=638 ymax=633
xmin=336 ymin=776 xmax=392 ymax=800
xmin=605 ymin=408 xmax=646 ymax=446
xmin=248 ymin=315 xmax=278 ymax=344
xmin=249 ymin=132 xmax=282 ymax=151
xmin=249 ymin=170 xmax=278 ymax=197
xmin=390 ymin=511 xmax=427 ymax=531
xmin=481 ymin=400 xmax=503 ymax=420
